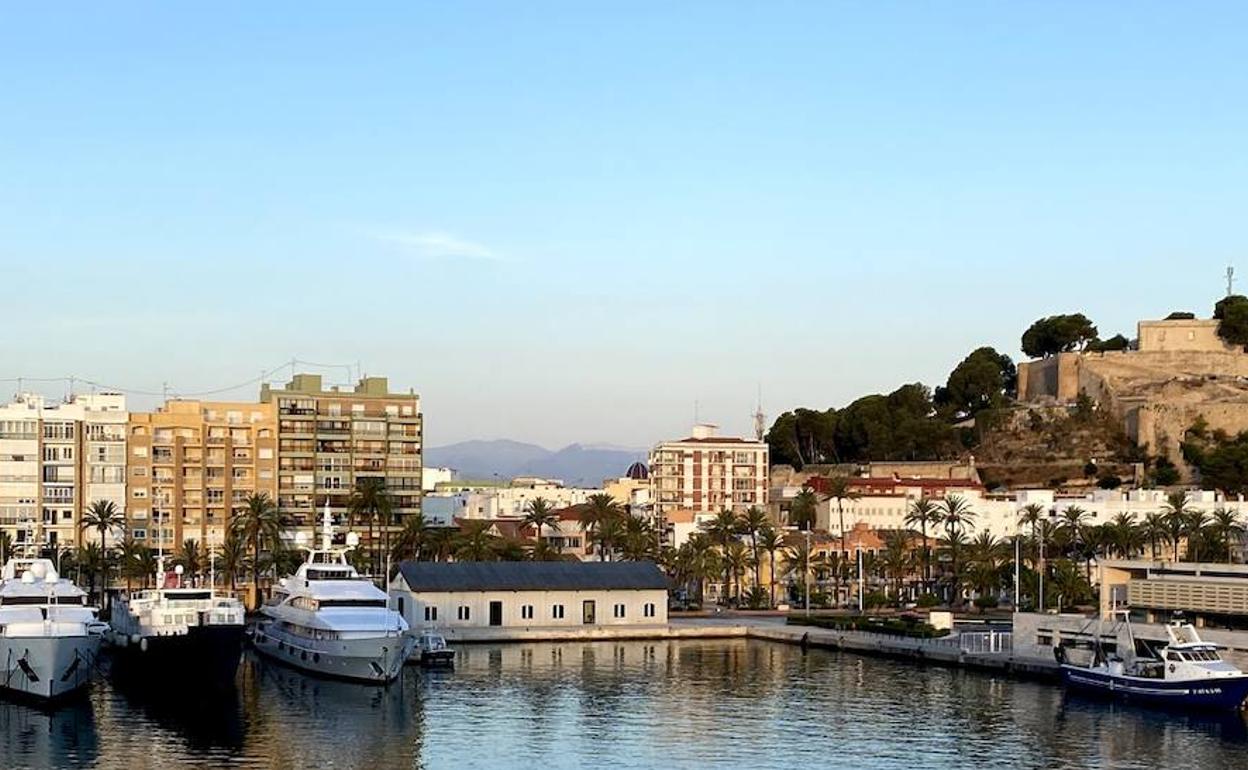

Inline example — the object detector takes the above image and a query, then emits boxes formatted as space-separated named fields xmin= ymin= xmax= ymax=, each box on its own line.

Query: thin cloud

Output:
xmin=369 ymin=229 xmax=504 ymax=262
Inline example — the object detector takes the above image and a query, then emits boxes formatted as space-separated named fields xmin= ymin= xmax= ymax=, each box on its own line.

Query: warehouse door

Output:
xmin=489 ymin=601 xmax=503 ymax=626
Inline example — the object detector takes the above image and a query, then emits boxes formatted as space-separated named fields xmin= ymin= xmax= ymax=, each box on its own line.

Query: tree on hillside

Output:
xmin=1214 ymin=295 xmax=1248 ymax=350
xmin=1086 ymin=334 xmax=1130 ymax=353
xmin=938 ymin=347 xmax=1017 ymax=415
xmin=1021 ymin=314 xmax=1099 ymax=358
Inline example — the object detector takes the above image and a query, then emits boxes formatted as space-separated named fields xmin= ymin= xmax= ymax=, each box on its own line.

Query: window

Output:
xmin=133 ymin=447 xmax=148 ymax=458
xmin=457 ymin=606 xmax=470 ymax=621
xmin=552 ymin=604 xmax=565 ymax=619
xmin=613 ymin=604 xmax=626 ymax=619
xmin=644 ymin=603 xmax=656 ymax=618
xmin=521 ymin=605 xmax=534 ymax=620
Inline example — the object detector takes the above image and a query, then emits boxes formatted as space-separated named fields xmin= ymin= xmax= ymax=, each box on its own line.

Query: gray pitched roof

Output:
xmin=395 ymin=560 xmax=669 ymax=592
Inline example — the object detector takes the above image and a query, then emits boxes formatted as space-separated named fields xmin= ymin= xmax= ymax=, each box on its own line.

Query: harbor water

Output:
xmin=2 ymin=639 xmax=1247 ymax=769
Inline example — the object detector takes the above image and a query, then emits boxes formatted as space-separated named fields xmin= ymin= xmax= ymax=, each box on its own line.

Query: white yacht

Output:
xmin=253 ymin=507 xmax=414 ymax=683
xmin=107 ymin=558 xmax=247 ymax=683
xmin=0 ymin=556 xmax=104 ymax=700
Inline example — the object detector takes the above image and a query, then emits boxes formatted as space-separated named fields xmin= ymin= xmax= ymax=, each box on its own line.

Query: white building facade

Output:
xmin=649 ymin=424 xmax=769 ymax=533
xmin=0 ymin=393 xmax=128 ymax=552
xmin=389 ymin=561 xmax=669 ymax=635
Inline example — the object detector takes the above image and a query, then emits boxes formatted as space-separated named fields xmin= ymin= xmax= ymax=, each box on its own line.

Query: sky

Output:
xmin=2 ymin=3 xmax=1246 ymax=449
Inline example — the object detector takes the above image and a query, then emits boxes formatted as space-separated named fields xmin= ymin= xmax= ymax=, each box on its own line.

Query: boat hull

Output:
xmin=0 ymin=633 xmax=101 ymax=700
xmin=419 ymin=649 xmax=455 ymax=669
xmin=107 ymin=624 xmax=244 ymax=685
xmin=1061 ymin=664 xmax=1248 ymax=711
xmin=252 ymin=622 xmax=415 ymax=683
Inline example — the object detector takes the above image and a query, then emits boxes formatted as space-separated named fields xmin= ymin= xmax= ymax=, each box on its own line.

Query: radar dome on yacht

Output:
xmin=45 ymin=569 xmax=58 ymax=583
xmin=30 ymin=562 xmax=47 ymax=579
xmin=346 ymin=532 xmax=360 ymax=547
xmin=21 ymin=571 xmax=35 ymax=584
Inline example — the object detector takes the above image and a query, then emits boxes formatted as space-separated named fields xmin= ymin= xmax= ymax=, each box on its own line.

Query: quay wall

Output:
xmin=430 ymin=619 xmax=1061 ymax=680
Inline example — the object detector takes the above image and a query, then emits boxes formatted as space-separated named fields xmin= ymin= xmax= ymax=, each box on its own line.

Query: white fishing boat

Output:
xmin=252 ymin=505 xmax=414 ymax=683
xmin=0 ymin=555 xmax=104 ymax=700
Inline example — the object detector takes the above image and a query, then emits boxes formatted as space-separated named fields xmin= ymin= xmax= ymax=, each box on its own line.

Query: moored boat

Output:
xmin=1056 ymin=616 xmax=1248 ymax=711
xmin=106 ymin=559 xmax=246 ymax=684
xmin=252 ymin=505 xmax=414 ymax=683
xmin=0 ymin=556 xmax=104 ymax=701
xmin=414 ymin=630 xmax=454 ymax=668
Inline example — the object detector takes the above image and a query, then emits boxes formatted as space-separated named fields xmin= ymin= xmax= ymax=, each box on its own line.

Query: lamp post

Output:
xmin=857 ymin=546 xmax=864 ymax=613
xmin=804 ymin=528 xmax=811 ymax=617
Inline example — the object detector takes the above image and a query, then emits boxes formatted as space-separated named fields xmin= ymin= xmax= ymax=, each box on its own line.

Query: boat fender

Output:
xmin=131 ymin=634 xmax=140 ymax=646
xmin=140 ymin=638 xmax=148 ymax=653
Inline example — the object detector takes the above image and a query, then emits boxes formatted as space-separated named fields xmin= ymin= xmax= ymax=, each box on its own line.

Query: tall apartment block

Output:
xmin=259 ymin=374 xmax=422 ymax=540
xmin=126 ymin=401 xmax=278 ymax=552
xmin=649 ymin=423 xmax=769 ymax=534
xmin=0 ymin=393 xmax=128 ymax=552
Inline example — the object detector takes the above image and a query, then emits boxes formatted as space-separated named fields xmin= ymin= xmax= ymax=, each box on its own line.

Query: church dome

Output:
xmin=625 ymin=461 xmax=649 ymax=480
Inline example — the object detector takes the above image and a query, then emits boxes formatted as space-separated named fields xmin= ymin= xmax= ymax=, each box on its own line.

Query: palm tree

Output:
xmin=822 ymin=475 xmax=860 ymax=575
xmin=789 ymin=486 xmax=818 ymax=531
xmin=231 ymin=492 xmax=282 ymax=607
xmin=739 ymin=506 xmax=770 ymax=592
xmin=1050 ymin=558 xmax=1090 ymax=612
xmin=425 ymin=526 xmax=457 ymax=562
xmin=905 ymin=498 xmax=941 ymax=594
xmin=1142 ymin=511 xmax=1167 ymax=560
xmin=723 ymin=541 xmax=751 ymax=606
xmin=1211 ymin=508 xmax=1245 ymax=563
xmin=348 ymin=478 xmax=393 ymax=578
xmin=133 ymin=545 xmax=157 ymax=589
xmin=1184 ymin=508 xmax=1212 ymax=562
xmin=582 ymin=493 xmax=623 ymax=561
xmin=701 ymin=509 xmax=740 ymax=604
xmin=782 ymin=538 xmax=813 ymax=609
xmin=1107 ymin=513 xmax=1141 ymax=559
xmin=217 ymin=531 xmax=248 ymax=593
xmin=454 ymin=520 xmax=499 ymax=561
xmin=522 ymin=497 xmax=560 ymax=547
xmin=619 ymin=516 xmax=658 ymax=561
xmin=81 ymin=499 xmax=125 ymax=609
xmin=880 ymin=530 xmax=912 ymax=600
xmin=174 ymin=538 xmax=203 ymax=585
xmin=77 ymin=542 xmax=105 ymax=604
xmin=940 ymin=495 xmax=976 ymax=606
xmin=391 ymin=514 xmax=430 ymax=563
xmin=757 ymin=526 xmax=783 ymax=607
xmin=1161 ymin=492 xmax=1193 ymax=562
xmin=966 ymin=531 xmax=1005 ymax=604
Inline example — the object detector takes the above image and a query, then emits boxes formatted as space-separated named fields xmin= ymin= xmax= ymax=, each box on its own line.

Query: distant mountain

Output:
xmin=425 ymin=440 xmax=645 ymax=487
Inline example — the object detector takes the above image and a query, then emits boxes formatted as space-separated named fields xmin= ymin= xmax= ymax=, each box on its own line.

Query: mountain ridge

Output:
xmin=425 ymin=439 xmax=646 ymax=487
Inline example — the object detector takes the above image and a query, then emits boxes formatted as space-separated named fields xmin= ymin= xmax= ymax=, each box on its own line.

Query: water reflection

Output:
xmin=2 ymin=640 xmax=1246 ymax=769
xmin=0 ymin=695 xmax=98 ymax=769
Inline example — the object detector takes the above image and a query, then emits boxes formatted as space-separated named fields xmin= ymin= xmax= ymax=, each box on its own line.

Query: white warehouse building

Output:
xmin=389 ymin=561 xmax=669 ymax=637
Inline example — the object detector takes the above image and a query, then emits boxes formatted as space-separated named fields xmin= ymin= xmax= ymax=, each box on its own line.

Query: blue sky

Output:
xmin=2 ymin=3 xmax=1246 ymax=448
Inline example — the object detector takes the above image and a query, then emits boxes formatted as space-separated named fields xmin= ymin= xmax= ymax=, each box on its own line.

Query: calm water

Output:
xmin=3 ymin=640 xmax=1247 ymax=769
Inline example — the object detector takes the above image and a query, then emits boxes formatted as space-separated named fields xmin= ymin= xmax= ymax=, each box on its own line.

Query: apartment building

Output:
xmin=259 ymin=374 xmax=422 ymax=541
xmin=649 ymin=423 xmax=769 ymax=535
xmin=126 ymin=400 xmax=278 ymax=551
xmin=0 ymin=393 xmax=128 ymax=552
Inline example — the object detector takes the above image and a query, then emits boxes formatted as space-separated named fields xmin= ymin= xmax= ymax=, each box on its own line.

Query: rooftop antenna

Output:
xmin=753 ymin=384 xmax=766 ymax=442
xmin=1227 ymin=265 xmax=1236 ymax=297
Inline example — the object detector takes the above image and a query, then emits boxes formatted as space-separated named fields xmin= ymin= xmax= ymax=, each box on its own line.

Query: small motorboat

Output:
xmin=1056 ymin=615 xmax=1248 ymax=711
xmin=415 ymin=630 xmax=455 ymax=668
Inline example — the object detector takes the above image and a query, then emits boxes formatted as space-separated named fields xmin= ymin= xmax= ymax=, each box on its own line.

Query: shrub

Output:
xmin=916 ymin=593 xmax=941 ymax=608
xmin=787 ymin=613 xmax=951 ymax=639
xmin=973 ymin=595 xmax=999 ymax=610
xmin=1097 ymin=474 xmax=1122 ymax=489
